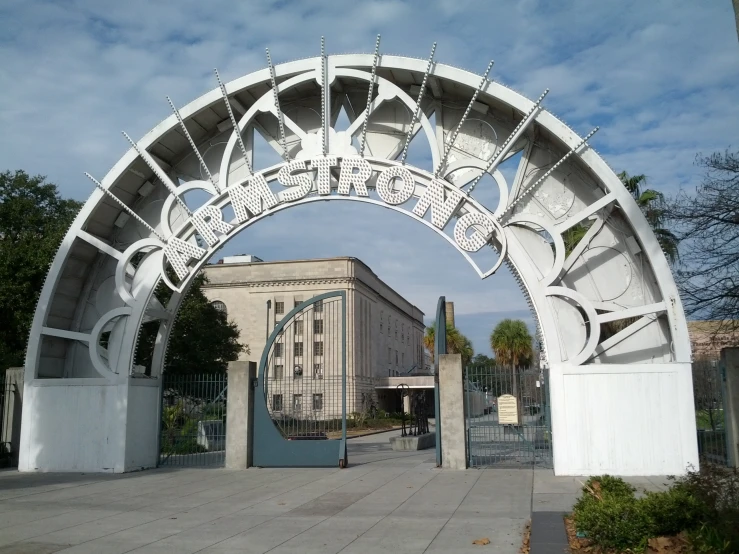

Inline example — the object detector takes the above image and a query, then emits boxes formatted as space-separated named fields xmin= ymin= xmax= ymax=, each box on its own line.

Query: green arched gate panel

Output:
xmin=253 ymin=291 xmax=348 ymax=468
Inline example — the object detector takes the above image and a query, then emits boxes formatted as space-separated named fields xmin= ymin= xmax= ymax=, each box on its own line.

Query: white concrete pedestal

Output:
xmin=18 ymin=377 xmax=160 ymax=473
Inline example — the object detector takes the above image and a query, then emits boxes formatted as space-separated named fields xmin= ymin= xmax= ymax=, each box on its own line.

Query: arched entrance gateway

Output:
xmin=18 ymin=40 xmax=699 ymax=476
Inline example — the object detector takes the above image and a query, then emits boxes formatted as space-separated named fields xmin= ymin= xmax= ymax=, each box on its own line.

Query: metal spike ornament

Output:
xmin=122 ymin=131 xmax=193 ymax=217
xmin=266 ymin=48 xmax=289 ymax=161
xmin=499 ymin=126 xmax=599 ymax=221
xmin=85 ymin=173 xmax=166 ymax=242
xmin=435 ymin=59 xmax=494 ymax=178
xmin=467 ymin=88 xmax=549 ymax=195
xmin=166 ymin=96 xmax=220 ymax=193
xmin=214 ymin=68 xmax=253 ymax=176
xmin=359 ymin=34 xmax=381 ymax=157
xmin=400 ymin=42 xmax=437 ymax=165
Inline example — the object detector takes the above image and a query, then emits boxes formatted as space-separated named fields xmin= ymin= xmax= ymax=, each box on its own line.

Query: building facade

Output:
xmin=201 ymin=256 xmax=425 ymax=417
xmin=688 ymin=320 xmax=739 ymax=360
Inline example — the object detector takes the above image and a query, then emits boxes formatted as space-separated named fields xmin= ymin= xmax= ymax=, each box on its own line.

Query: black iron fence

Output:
xmin=158 ymin=373 xmax=227 ymax=467
xmin=0 ymin=373 xmax=12 ymax=467
xmin=464 ymin=363 xmax=552 ymax=468
xmin=693 ymin=358 xmax=730 ymax=466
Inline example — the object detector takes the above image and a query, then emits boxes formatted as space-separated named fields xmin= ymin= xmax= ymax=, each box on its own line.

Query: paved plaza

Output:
xmin=0 ymin=431 xmax=672 ymax=554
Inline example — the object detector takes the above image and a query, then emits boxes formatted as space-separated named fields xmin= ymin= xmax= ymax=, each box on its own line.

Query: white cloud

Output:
xmin=1 ymin=0 xmax=737 ymax=355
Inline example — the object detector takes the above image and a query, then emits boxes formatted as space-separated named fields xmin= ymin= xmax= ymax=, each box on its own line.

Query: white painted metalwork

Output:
xmin=266 ymin=48 xmax=289 ymax=160
xmin=19 ymin=48 xmax=698 ymax=477
xmin=359 ymin=34 xmax=381 ymax=158
xmin=400 ymin=42 xmax=436 ymax=165
xmin=214 ymin=68 xmax=253 ymax=176
xmin=434 ymin=59 xmax=494 ymax=178
xmin=166 ymin=96 xmax=220 ymax=193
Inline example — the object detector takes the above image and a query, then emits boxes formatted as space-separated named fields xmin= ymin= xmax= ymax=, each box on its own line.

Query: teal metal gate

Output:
xmin=465 ymin=363 xmax=552 ymax=468
xmin=253 ymin=291 xmax=348 ymax=468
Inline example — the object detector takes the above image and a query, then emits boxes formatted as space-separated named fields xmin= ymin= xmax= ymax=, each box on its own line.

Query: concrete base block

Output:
xmin=390 ymin=432 xmax=436 ymax=451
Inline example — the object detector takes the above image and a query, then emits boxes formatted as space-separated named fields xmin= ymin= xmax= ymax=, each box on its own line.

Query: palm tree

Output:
xmin=490 ymin=319 xmax=533 ymax=370
xmin=490 ymin=319 xmax=533 ymax=417
xmin=618 ymin=171 xmax=679 ymax=264
xmin=424 ymin=322 xmax=474 ymax=366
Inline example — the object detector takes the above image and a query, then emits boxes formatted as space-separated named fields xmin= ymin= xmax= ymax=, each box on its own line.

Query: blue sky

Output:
xmin=1 ymin=0 xmax=738 ymax=357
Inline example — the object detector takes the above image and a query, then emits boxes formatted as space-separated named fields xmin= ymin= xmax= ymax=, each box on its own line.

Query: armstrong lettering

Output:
xmin=164 ymin=156 xmax=499 ymax=282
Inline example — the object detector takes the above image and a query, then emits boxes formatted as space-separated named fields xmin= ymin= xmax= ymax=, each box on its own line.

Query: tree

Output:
xmin=668 ymin=150 xmax=739 ymax=332
xmin=0 ymin=170 xmax=82 ymax=370
xmin=490 ymin=319 xmax=533 ymax=416
xmin=135 ymin=273 xmax=246 ymax=374
xmin=471 ymin=353 xmax=494 ymax=365
xmin=618 ymin=171 xmax=679 ymax=264
xmin=490 ymin=319 xmax=533 ymax=370
xmin=423 ymin=322 xmax=474 ymax=366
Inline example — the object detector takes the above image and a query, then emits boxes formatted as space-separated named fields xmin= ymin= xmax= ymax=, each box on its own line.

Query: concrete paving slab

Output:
xmin=0 ymin=441 xmax=681 ymax=554
xmin=424 ymin=516 xmax=528 ymax=554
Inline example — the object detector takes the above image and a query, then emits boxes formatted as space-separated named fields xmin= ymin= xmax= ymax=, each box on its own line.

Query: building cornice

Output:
xmin=204 ymin=273 xmax=426 ymax=326
xmin=204 ymin=277 xmax=354 ymax=289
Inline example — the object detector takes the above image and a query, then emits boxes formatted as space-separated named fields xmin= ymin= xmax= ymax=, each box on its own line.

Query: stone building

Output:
xmin=201 ymin=255 xmax=425 ymax=417
xmin=688 ymin=320 xmax=739 ymax=360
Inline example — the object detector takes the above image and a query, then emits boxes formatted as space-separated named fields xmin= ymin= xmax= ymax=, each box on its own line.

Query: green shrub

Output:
xmin=572 ymin=470 xmax=739 ymax=553
xmin=161 ymin=438 xmax=206 ymax=455
xmin=672 ymin=464 xmax=739 ymax=552
xmin=688 ymin=523 xmax=733 ymax=554
xmin=572 ymin=475 xmax=636 ymax=515
xmin=574 ymin=493 xmax=653 ymax=551
xmin=641 ymin=487 xmax=702 ymax=537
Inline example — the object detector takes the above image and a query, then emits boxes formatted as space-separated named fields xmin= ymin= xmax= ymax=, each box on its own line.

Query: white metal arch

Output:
xmin=19 ymin=49 xmax=697 ymax=476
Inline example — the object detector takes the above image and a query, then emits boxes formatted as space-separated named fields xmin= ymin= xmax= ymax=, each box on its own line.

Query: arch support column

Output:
xmin=549 ymin=362 xmax=699 ymax=476
xmin=19 ymin=377 xmax=160 ymax=473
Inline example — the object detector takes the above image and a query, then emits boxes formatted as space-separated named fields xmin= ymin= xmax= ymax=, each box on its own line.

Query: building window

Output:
xmin=380 ymin=311 xmax=383 ymax=332
xmin=294 ymin=320 xmax=303 ymax=335
xmin=272 ymin=394 xmax=283 ymax=412
xmin=294 ymin=299 xmax=302 ymax=308
xmin=314 ymin=363 xmax=323 ymax=379
xmin=388 ymin=347 xmax=391 ymax=364
xmin=314 ymin=300 xmax=323 ymax=313
xmin=313 ymin=319 xmax=324 ymax=334
xmin=275 ymin=301 xmax=284 ymax=314
xmin=395 ymin=350 xmax=398 ymax=365
xmin=211 ymin=301 xmax=227 ymax=314
xmin=274 ymin=343 xmax=283 ymax=358
xmin=312 ymin=393 xmax=323 ymax=411
xmin=293 ymin=394 xmax=302 ymax=412
xmin=314 ymin=341 xmax=324 ymax=356
xmin=273 ymin=364 xmax=284 ymax=379
xmin=294 ymin=342 xmax=303 ymax=356
xmin=293 ymin=364 xmax=303 ymax=378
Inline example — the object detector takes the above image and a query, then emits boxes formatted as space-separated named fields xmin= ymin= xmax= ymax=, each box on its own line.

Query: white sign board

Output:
xmin=498 ymin=394 xmax=519 ymax=425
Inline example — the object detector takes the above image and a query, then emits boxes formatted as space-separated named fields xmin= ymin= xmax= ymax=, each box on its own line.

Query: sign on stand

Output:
xmin=498 ymin=394 xmax=519 ymax=425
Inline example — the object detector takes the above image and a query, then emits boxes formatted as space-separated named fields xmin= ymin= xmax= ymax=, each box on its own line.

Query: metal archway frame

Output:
xmin=18 ymin=48 xmax=698 ymax=476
